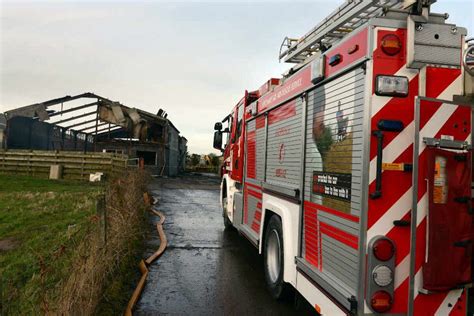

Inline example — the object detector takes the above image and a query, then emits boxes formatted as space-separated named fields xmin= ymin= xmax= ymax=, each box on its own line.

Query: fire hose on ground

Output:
xmin=125 ymin=193 xmax=167 ymax=316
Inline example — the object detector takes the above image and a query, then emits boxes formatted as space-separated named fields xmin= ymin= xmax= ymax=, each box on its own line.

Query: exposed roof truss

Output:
xmin=4 ymin=92 xmax=169 ymax=140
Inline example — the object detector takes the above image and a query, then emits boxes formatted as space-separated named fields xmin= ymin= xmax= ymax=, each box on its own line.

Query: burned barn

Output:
xmin=1 ymin=93 xmax=187 ymax=176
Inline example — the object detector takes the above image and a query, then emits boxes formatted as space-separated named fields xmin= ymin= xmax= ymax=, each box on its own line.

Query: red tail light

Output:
xmin=373 ymin=238 xmax=395 ymax=261
xmin=381 ymin=34 xmax=402 ymax=56
xmin=370 ymin=290 xmax=393 ymax=313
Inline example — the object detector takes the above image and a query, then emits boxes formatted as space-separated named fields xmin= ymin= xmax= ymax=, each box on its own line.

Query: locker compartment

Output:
xmin=423 ymin=147 xmax=473 ymax=291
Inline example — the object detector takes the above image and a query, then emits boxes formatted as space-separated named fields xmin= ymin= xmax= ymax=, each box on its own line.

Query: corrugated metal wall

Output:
xmin=6 ymin=116 xmax=92 ymax=151
xmin=166 ymin=126 xmax=180 ymax=176
xmin=0 ymin=114 xmax=6 ymax=149
xmin=4 ymin=115 xmax=186 ymax=177
xmin=178 ymin=137 xmax=187 ymax=173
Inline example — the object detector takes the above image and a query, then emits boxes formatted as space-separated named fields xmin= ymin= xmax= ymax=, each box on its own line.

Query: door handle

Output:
xmin=370 ymin=121 xmax=404 ymax=200
xmin=370 ymin=130 xmax=384 ymax=199
xmin=393 ymin=219 xmax=411 ymax=227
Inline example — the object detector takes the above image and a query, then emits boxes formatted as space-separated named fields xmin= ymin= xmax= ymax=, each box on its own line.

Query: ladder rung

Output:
xmin=281 ymin=0 xmax=406 ymax=64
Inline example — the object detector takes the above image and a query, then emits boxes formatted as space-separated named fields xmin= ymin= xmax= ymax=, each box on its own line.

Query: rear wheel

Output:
xmin=263 ymin=215 xmax=292 ymax=300
xmin=222 ymin=197 xmax=232 ymax=229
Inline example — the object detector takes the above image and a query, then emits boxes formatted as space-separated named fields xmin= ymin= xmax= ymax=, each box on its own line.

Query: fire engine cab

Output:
xmin=213 ymin=0 xmax=474 ymax=314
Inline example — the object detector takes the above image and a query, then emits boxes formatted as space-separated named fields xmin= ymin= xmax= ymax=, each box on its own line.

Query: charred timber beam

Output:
xmin=49 ymin=101 xmax=98 ymax=118
xmin=52 ymin=110 xmax=97 ymax=125
xmin=63 ymin=117 xmax=99 ymax=130
xmin=77 ymin=122 xmax=111 ymax=132
xmin=94 ymin=125 xmax=123 ymax=135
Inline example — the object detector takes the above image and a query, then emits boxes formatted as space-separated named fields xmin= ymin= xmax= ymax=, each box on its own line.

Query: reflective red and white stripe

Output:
xmin=367 ymin=27 xmax=467 ymax=315
xmin=369 ymin=74 xmax=465 ymax=314
xmin=367 ymin=28 xmax=417 ymax=313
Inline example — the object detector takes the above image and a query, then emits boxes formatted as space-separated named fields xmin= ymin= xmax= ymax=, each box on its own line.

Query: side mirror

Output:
xmin=214 ymin=122 xmax=223 ymax=131
xmin=213 ymin=131 xmax=223 ymax=151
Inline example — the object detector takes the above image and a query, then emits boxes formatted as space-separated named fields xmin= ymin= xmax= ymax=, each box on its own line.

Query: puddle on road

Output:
xmin=135 ymin=174 xmax=315 ymax=315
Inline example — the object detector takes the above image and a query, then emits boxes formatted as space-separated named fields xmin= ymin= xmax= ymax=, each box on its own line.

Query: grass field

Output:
xmin=0 ymin=175 xmax=103 ymax=314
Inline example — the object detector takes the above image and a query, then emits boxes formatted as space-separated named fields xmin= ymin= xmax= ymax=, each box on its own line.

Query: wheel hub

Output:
xmin=266 ymin=229 xmax=281 ymax=284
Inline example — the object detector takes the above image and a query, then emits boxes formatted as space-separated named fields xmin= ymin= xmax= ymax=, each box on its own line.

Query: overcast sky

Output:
xmin=1 ymin=0 xmax=473 ymax=154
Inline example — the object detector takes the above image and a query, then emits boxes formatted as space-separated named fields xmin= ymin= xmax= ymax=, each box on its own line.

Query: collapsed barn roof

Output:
xmin=4 ymin=92 xmax=169 ymax=141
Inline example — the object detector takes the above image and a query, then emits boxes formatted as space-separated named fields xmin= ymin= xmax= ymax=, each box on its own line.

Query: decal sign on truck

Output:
xmin=312 ymin=171 xmax=352 ymax=201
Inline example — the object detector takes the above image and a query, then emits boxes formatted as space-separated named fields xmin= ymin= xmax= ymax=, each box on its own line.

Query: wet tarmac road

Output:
xmin=135 ymin=173 xmax=316 ymax=315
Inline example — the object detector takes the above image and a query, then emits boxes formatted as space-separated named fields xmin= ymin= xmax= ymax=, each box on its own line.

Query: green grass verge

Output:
xmin=0 ymin=174 xmax=101 ymax=193
xmin=95 ymin=233 xmax=145 ymax=315
xmin=0 ymin=175 xmax=103 ymax=314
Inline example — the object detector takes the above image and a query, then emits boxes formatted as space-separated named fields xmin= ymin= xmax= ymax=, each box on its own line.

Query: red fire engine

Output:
xmin=213 ymin=0 xmax=474 ymax=314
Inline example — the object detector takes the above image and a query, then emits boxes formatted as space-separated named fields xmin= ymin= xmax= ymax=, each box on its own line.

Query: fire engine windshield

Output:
xmin=223 ymin=114 xmax=232 ymax=148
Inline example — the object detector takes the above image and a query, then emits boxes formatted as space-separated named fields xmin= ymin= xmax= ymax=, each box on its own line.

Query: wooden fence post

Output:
xmin=96 ymin=195 xmax=107 ymax=247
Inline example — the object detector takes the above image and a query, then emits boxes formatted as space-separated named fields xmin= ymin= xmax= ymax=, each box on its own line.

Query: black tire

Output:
xmin=223 ymin=197 xmax=233 ymax=229
xmin=263 ymin=215 xmax=292 ymax=300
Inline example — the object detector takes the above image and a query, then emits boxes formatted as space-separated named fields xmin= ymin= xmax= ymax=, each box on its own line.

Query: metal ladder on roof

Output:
xmin=279 ymin=0 xmax=431 ymax=64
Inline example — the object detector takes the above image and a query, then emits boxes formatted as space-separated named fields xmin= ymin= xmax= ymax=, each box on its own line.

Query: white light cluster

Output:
xmin=373 ymin=265 xmax=393 ymax=287
xmin=376 ymin=75 xmax=409 ymax=97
